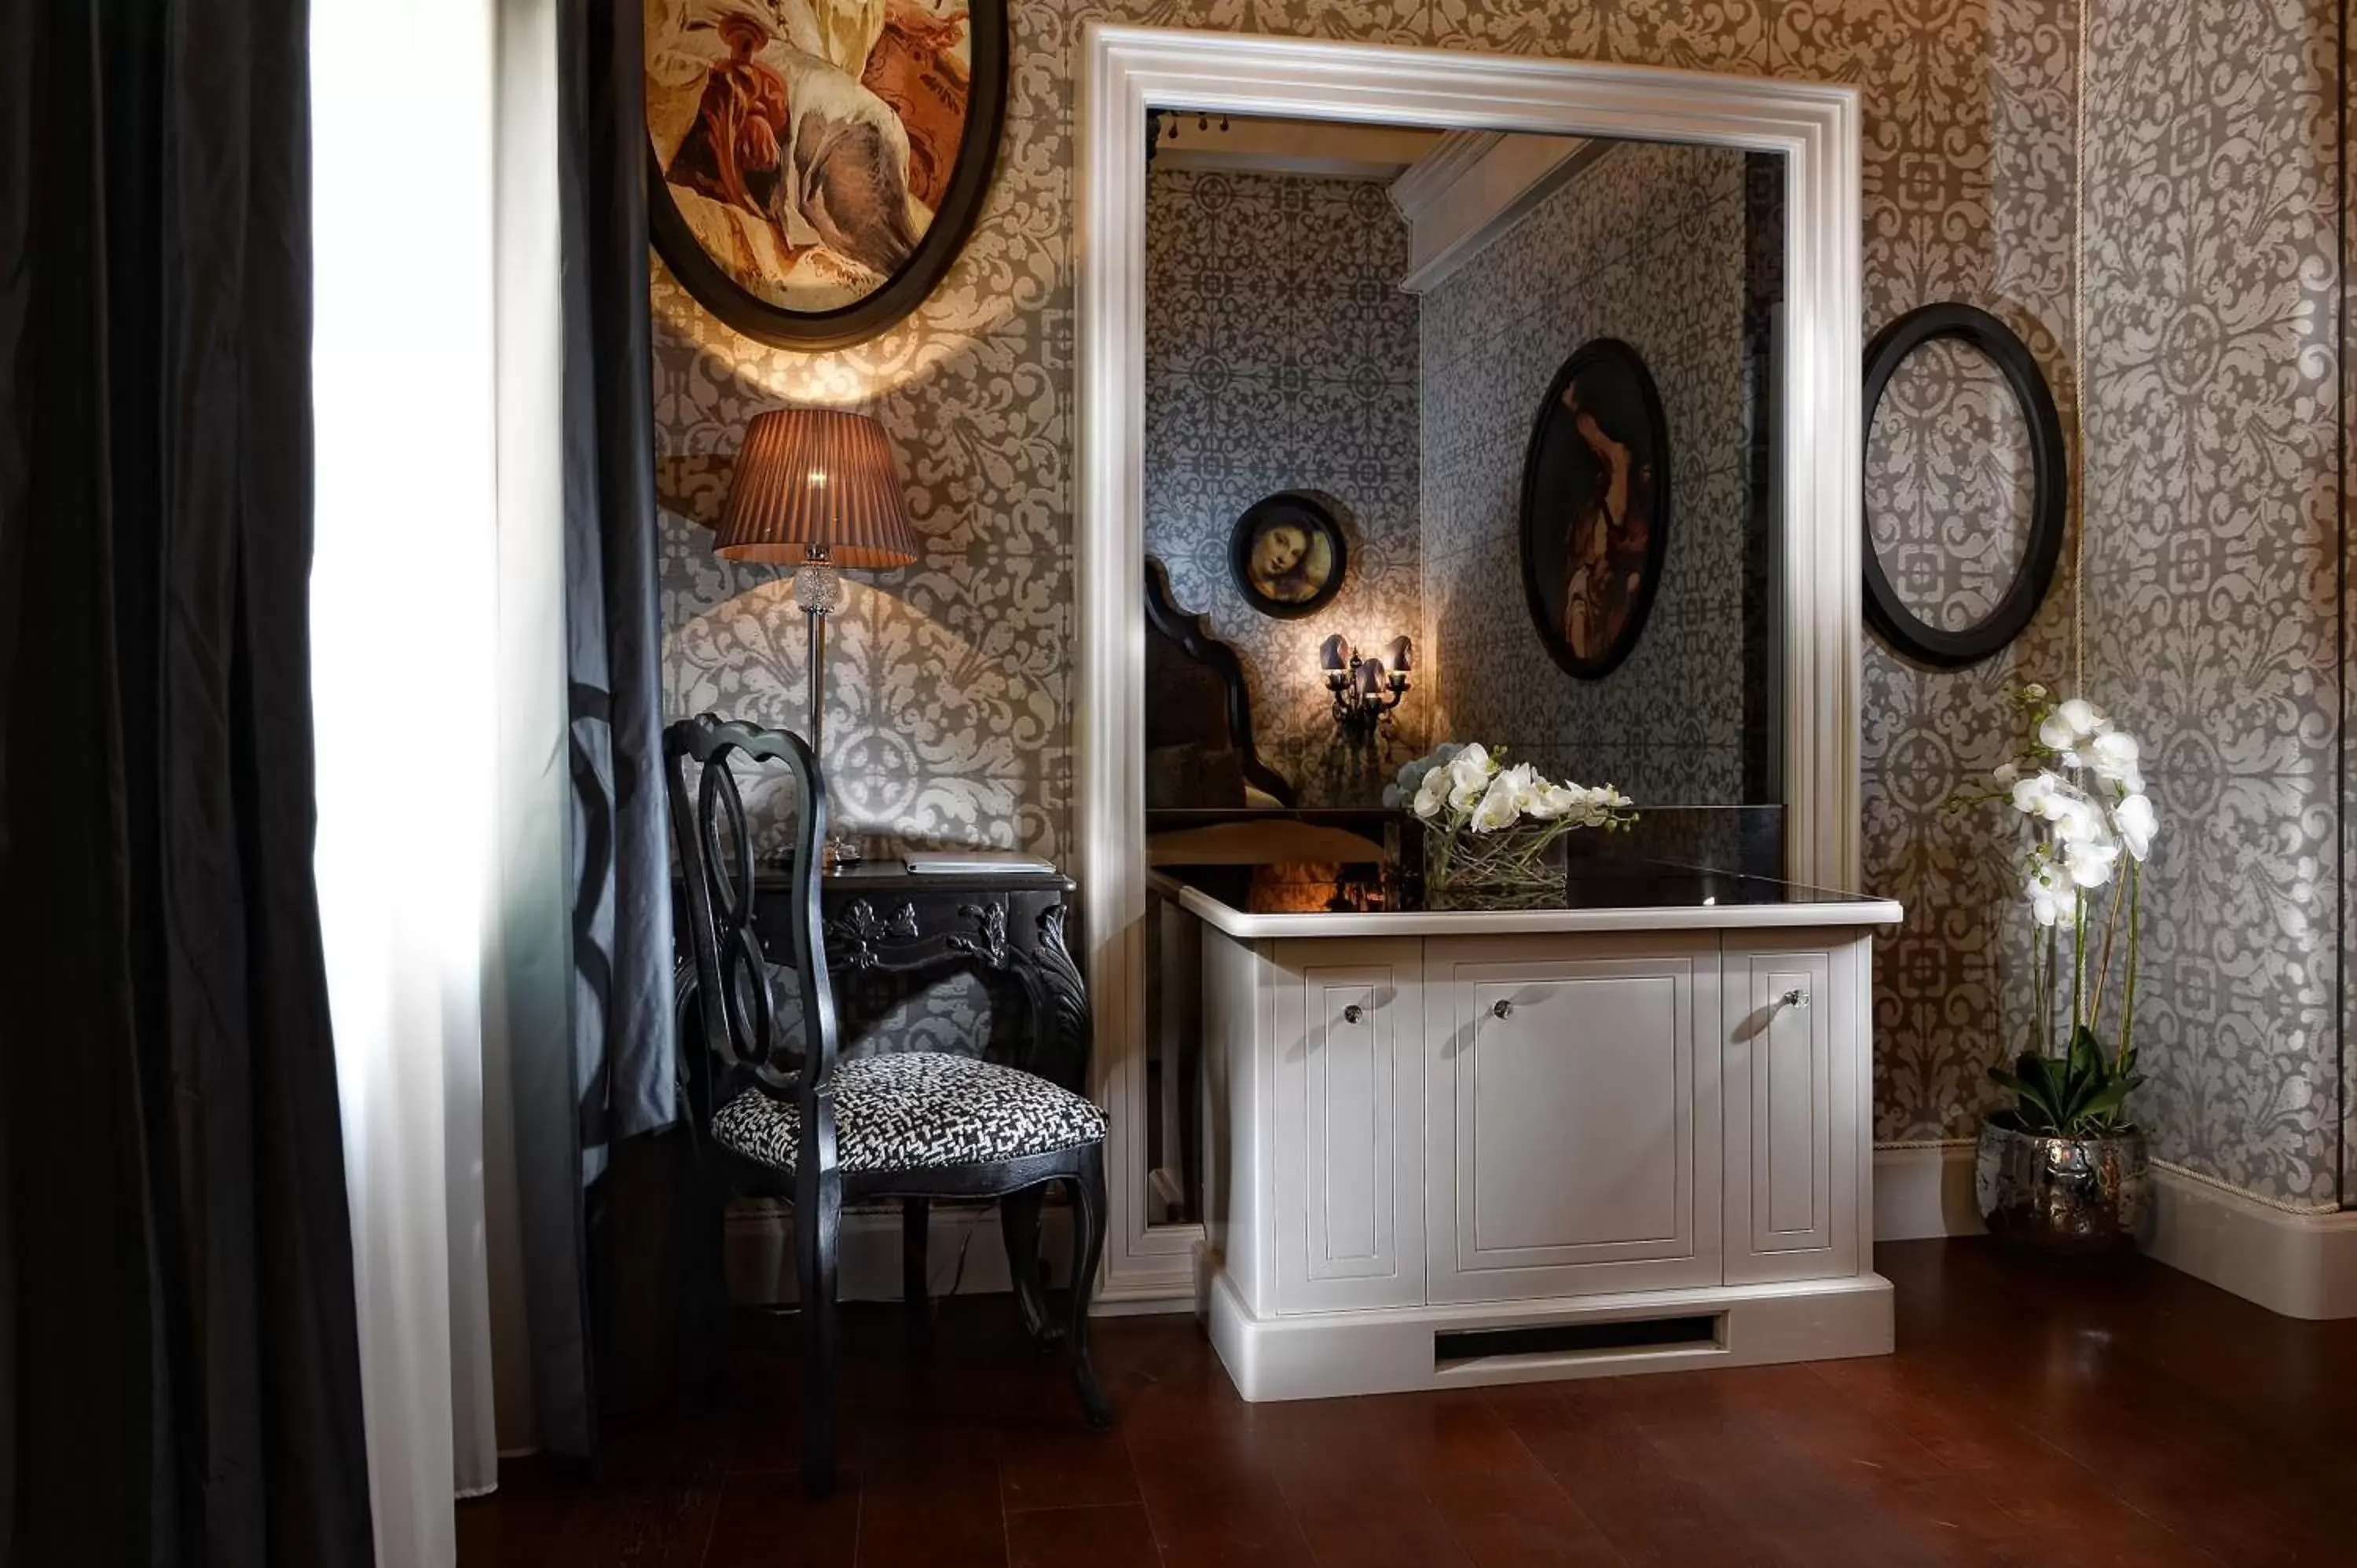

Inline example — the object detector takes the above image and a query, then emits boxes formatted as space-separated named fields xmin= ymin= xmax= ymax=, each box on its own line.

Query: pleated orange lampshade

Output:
xmin=714 ymin=408 xmax=918 ymax=569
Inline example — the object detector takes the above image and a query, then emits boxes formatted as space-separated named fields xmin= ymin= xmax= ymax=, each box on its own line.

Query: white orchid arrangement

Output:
xmin=1960 ymin=687 xmax=2157 ymax=1136
xmin=1384 ymin=742 xmax=1635 ymax=848
xmin=1384 ymin=742 xmax=1635 ymax=835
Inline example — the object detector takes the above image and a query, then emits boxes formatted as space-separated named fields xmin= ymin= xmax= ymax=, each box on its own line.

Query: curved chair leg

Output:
xmin=1067 ymin=1144 xmax=1113 ymax=1428
xmin=1000 ymin=1185 xmax=1061 ymax=1350
xmin=797 ymin=1163 xmax=844 ymax=1496
xmin=903 ymin=1196 xmax=931 ymax=1343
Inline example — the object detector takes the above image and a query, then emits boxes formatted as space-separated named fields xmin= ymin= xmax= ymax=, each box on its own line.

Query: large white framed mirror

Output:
xmin=1076 ymin=25 xmax=1863 ymax=1309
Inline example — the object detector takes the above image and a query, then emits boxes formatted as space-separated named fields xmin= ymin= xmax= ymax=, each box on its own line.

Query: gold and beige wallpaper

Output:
xmin=652 ymin=0 xmax=2353 ymax=1207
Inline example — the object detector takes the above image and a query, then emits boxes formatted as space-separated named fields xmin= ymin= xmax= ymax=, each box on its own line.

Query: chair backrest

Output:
xmin=663 ymin=715 xmax=840 ymax=1133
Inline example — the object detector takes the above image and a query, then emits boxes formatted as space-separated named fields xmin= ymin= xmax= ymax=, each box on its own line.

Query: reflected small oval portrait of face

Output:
xmin=1229 ymin=493 xmax=1347 ymax=618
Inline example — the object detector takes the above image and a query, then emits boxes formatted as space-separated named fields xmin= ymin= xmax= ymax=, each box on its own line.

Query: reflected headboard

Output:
xmin=1144 ymin=557 xmax=1296 ymax=808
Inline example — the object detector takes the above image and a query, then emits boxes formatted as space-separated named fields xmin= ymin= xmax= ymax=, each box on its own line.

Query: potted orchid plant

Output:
xmin=1959 ymin=686 xmax=2158 ymax=1257
xmin=1383 ymin=743 xmax=1635 ymax=910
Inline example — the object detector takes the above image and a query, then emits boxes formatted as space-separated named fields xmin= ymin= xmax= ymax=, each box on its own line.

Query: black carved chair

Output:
xmin=664 ymin=714 xmax=1113 ymax=1496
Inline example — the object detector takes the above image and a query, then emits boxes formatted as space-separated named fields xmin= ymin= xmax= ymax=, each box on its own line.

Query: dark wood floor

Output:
xmin=460 ymin=1240 xmax=2357 ymax=1567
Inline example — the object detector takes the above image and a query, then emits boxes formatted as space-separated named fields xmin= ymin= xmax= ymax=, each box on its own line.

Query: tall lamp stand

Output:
xmin=710 ymin=407 xmax=919 ymax=874
xmin=796 ymin=547 xmax=840 ymax=759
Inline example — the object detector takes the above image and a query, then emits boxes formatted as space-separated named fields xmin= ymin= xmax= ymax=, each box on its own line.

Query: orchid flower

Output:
xmin=1468 ymin=774 xmax=1523 ymax=833
xmin=2113 ymin=792 xmax=2157 ymax=861
xmin=1968 ymin=687 xmax=2158 ymax=1085
xmin=1387 ymin=742 xmax=1635 ymax=841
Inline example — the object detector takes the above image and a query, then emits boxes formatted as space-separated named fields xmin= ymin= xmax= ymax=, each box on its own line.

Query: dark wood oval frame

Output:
xmin=1226 ymin=491 xmax=1349 ymax=621
xmin=1517 ymin=337 xmax=1673 ymax=682
xmin=646 ymin=2 xmax=1010 ymax=354
xmin=1861 ymin=302 xmax=2068 ymax=670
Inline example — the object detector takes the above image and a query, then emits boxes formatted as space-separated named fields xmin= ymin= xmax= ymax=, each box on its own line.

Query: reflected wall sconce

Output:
xmin=1319 ymin=632 xmax=1411 ymax=744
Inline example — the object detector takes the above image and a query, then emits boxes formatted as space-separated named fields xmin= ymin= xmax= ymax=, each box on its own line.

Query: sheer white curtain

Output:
xmin=311 ymin=0 xmax=563 ymax=1560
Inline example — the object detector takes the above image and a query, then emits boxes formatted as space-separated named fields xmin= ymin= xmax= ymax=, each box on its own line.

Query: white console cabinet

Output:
xmin=1170 ymin=882 xmax=1901 ymax=1402
xmin=1270 ymin=938 xmax=1424 ymax=1315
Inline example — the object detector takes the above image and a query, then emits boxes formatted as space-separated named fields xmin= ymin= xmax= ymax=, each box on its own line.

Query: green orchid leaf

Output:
xmin=2006 ymin=1068 xmax=2066 ymax=1130
xmin=2077 ymin=1080 xmax=2134 ymax=1127
xmin=1990 ymin=1036 xmax=2146 ymax=1137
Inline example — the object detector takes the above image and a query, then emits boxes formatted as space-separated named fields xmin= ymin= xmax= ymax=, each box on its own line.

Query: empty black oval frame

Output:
xmin=1860 ymin=302 xmax=2067 ymax=670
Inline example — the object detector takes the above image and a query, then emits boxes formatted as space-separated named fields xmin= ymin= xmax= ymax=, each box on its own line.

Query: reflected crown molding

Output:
xmin=1391 ymin=130 xmax=1608 ymax=294
xmin=1155 ymin=115 xmax=1442 ymax=181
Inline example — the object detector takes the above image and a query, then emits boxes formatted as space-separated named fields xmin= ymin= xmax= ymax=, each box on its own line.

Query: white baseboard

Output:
xmin=735 ymin=1149 xmax=2355 ymax=1319
xmin=1871 ymin=1140 xmax=2357 ymax=1320
xmin=1872 ymin=1141 xmax=1985 ymax=1241
xmin=724 ymin=1200 xmax=1075 ymax=1306
xmin=2143 ymin=1168 xmax=2357 ymax=1321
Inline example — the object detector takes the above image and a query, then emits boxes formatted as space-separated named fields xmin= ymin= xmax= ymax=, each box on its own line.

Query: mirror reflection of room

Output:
xmin=1141 ymin=114 xmax=1784 ymax=844
xmin=1138 ymin=114 xmax=1789 ymax=1229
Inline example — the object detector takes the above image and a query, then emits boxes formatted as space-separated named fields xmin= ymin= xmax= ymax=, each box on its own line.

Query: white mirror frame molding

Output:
xmin=1076 ymin=24 xmax=1864 ymax=1310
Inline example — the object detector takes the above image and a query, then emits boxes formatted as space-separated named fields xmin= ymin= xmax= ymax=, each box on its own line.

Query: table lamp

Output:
xmin=714 ymin=408 xmax=918 ymax=762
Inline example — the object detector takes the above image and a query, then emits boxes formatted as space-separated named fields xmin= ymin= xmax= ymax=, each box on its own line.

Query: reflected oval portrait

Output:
xmin=1519 ymin=338 xmax=1673 ymax=681
xmin=1227 ymin=492 xmax=1347 ymax=619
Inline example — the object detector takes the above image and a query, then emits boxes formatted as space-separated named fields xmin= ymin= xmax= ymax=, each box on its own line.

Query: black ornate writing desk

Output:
xmin=739 ymin=863 xmax=1094 ymax=1095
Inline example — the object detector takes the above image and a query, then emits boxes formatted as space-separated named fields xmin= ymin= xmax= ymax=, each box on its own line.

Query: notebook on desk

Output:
xmin=901 ymin=850 xmax=1058 ymax=876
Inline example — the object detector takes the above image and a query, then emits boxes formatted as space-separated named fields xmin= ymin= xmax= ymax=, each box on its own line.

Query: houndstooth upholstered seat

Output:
xmin=710 ymin=1051 xmax=1109 ymax=1176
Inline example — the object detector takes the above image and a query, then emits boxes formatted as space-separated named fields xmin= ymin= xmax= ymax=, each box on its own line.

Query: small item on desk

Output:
xmin=904 ymin=849 xmax=1057 ymax=877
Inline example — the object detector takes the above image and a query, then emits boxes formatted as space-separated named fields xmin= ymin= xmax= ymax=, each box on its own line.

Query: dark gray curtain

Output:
xmin=509 ymin=0 xmax=676 ymax=1461
xmin=566 ymin=0 xmax=673 ymax=1157
xmin=0 ymin=2 xmax=374 ymax=1563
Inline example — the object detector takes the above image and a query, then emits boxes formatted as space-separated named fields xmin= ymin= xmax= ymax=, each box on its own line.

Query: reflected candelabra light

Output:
xmin=1318 ymin=632 xmax=1411 ymax=744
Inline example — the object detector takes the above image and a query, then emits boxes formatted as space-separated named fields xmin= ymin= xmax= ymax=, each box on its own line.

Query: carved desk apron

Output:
xmin=736 ymin=863 xmax=1093 ymax=1096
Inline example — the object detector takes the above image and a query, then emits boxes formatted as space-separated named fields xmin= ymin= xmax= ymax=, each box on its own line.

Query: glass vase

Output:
xmin=1421 ymin=821 xmax=1567 ymax=911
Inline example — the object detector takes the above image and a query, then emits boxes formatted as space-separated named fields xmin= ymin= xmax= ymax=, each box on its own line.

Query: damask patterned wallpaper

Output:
xmin=651 ymin=0 xmax=2352 ymax=1207
xmin=1865 ymin=340 xmax=2037 ymax=633
xmin=2073 ymin=0 xmax=2348 ymax=1205
xmin=1141 ymin=167 xmax=1424 ymax=800
xmin=2344 ymin=0 xmax=2355 ymax=1206
xmin=1420 ymin=141 xmax=1757 ymax=807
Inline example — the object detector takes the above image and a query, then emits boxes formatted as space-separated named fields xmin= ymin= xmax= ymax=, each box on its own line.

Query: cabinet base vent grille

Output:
xmin=1434 ymin=1313 xmax=1723 ymax=1368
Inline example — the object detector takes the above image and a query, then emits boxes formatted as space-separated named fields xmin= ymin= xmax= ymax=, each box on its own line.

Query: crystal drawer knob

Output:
xmin=1780 ymin=988 xmax=1810 ymax=1011
xmin=1342 ymin=1004 xmax=1364 ymax=1024
xmin=1491 ymin=999 xmax=1513 ymax=1020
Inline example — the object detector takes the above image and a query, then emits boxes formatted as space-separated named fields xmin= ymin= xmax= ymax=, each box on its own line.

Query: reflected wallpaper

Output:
xmin=1142 ymin=167 xmax=1425 ymax=801
xmin=1420 ymin=140 xmax=1760 ymax=808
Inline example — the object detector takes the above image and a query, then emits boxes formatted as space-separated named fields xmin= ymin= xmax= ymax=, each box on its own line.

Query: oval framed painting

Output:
xmin=643 ymin=0 xmax=1010 ymax=353
xmin=1517 ymin=338 xmax=1673 ymax=680
xmin=1227 ymin=492 xmax=1348 ymax=619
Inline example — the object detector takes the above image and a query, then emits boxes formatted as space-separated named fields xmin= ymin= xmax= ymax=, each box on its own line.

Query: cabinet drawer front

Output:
xmin=1426 ymin=945 xmax=1719 ymax=1302
xmin=1272 ymin=941 xmax=1424 ymax=1313
xmin=1721 ymin=940 xmax=1860 ymax=1284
